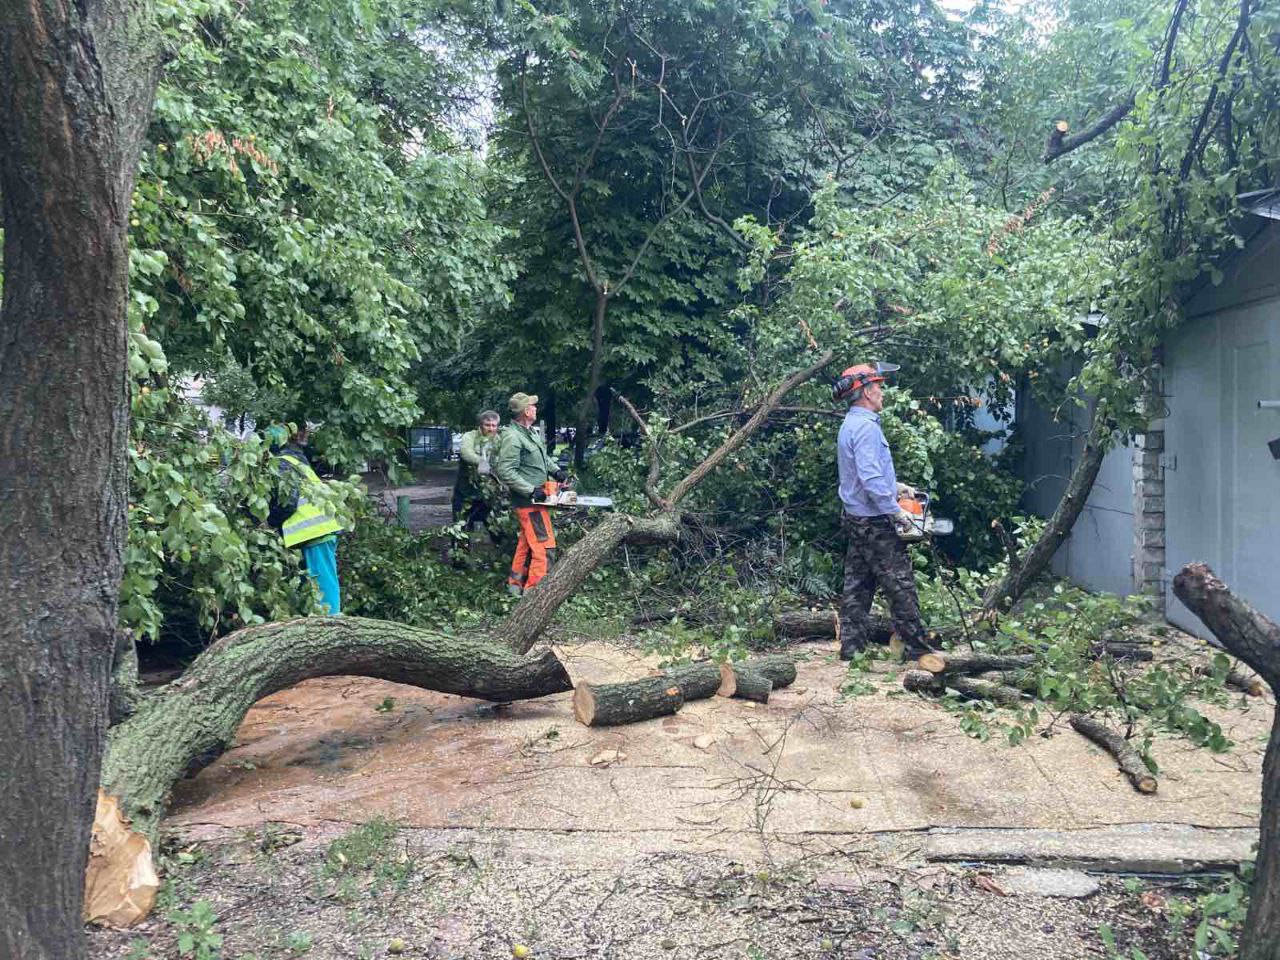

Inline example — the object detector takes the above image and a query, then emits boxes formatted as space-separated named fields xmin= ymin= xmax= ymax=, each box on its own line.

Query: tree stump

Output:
xmin=1069 ymin=714 xmax=1157 ymax=794
xmin=573 ymin=677 xmax=684 ymax=727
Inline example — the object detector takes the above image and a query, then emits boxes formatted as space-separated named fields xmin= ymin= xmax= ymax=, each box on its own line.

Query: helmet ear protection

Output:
xmin=832 ymin=362 xmax=899 ymax=403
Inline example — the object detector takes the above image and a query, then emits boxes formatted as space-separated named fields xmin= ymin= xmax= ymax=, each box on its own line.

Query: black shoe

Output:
xmin=839 ymin=644 xmax=864 ymax=662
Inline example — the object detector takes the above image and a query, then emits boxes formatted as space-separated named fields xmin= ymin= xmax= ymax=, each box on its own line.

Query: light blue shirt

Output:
xmin=837 ymin=406 xmax=898 ymax=517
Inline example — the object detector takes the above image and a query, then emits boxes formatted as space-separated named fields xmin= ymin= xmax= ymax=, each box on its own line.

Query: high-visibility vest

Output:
xmin=277 ymin=454 xmax=345 ymax=548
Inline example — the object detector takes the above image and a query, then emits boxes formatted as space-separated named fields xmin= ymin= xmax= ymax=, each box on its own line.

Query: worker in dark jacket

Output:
xmin=493 ymin=392 xmax=566 ymax=595
xmin=268 ymin=423 xmax=344 ymax=614
xmin=833 ymin=362 xmax=931 ymax=661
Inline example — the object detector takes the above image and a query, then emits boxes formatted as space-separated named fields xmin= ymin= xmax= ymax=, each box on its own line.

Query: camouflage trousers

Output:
xmin=839 ymin=513 xmax=928 ymax=655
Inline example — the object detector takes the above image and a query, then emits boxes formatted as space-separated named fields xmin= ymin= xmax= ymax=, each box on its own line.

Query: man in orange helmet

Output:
xmin=832 ymin=362 xmax=932 ymax=661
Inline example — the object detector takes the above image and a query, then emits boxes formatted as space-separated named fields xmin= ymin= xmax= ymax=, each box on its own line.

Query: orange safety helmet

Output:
xmin=831 ymin=361 xmax=900 ymax=402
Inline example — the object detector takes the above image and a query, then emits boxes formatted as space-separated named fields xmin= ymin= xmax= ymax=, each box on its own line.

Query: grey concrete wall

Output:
xmin=1017 ymin=386 xmax=1137 ymax=599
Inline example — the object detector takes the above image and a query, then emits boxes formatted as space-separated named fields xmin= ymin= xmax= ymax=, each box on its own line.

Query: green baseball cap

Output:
xmin=509 ymin=392 xmax=539 ymax=414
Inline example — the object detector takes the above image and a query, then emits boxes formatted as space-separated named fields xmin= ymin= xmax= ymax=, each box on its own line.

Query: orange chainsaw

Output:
xmin=895 ymin=491 xmax=954 ymax=542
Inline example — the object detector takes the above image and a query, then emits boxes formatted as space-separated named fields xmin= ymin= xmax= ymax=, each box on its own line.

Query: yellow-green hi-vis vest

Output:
xmin=278 ymin=454 xmax=345 ymax=548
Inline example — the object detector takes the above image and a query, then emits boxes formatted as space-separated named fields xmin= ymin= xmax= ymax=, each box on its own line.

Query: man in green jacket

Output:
xmin=452 ymin=409 xmax=501 ymax=534
xmin=493 ymin=392 xmax=566 ymax=595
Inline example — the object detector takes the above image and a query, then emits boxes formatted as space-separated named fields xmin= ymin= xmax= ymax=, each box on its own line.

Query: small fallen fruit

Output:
xmin=660 ymin=938 xmax=677 ymax=950
xmin=387 ymin=938 xmax=406 ymax=954
xmin=849 ymin=796 xmax=865 ymax=809
xmin=512 ymin=945 xmax=531 ymax=958
xmin=820 ymin=938 xmax=834 ymax=951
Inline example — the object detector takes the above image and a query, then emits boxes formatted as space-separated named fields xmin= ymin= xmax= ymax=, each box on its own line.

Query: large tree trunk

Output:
xmin=0 ymin=2 xmax=159 ymax=956
xmin=90 ymin=617 xmax=571 ymax=926
xmin=101 ymin=617 xmax=572 ymax=843
xmin=575 ymin=291 xmax=610 ymax=466
xmin=1172 ymin=563 xmax=1280 ymax=960
xmin=502 ymin=512 xmax=682 ymax=654
xmin=984 ymin=402 xmax=1114 ymax=611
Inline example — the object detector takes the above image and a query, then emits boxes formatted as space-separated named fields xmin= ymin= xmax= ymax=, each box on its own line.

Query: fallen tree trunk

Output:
xmin=502 ymin=512 xmax=683 ymax=654
xmin=717 ymin=665 xmax=772 ymax=702
xmin=1068 ymin=714 xmax=1158 ymax=794
xmin=1173 ymin=562 xmax=1280 ymax=960
xmin=92 ymin=617 xmax=572 ymax=925
xmin=573 ymin=677 xmax=684 ymax=727
xmin=94 ymin=352 xmax=836 ymax=926
xmin=983 ymin=403 xmax=1114 ymax=612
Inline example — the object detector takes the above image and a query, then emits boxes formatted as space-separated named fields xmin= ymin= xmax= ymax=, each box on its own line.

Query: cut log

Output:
xmin=1091 ymin=640 xmax=1155 ymax=662
xmin=1191 ymin=661 xmax=1267 ymax=697
xmin=1228 ymin=668 xmax=1267 ymax=697
xmin=744 ymin=654 xmax=798 ymax=689
xmin=661 ymin=662 xmax=724 ymax=701
xmin=715 ymin=664 xmax=772 ymax=702
xmin=902 ymin=670 xmax=942 ymax=694
xmin=917 ymin=652 xmax=1036 ymax=676
xmin=772 ymin=609 xmax=896 ymax=644
xmin=573 ymin=677 xmax=684 ymax=726
xmin=950 ymin=675 xmax=1030 ymax=709
xmin=1069 ymin=714 xmax=1158 ymax=794
xmin=903 ymin=669 xmax=1027 ymax=709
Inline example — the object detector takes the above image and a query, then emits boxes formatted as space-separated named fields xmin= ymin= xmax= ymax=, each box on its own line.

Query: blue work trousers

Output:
xmin=301 ymin=535 xmax=341 ymax=615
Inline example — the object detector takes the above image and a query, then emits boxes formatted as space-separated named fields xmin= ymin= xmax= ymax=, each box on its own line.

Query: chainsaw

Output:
xmin=895 ymin=491 xmax=954 ymax=542
xmin=540 ymin=480 xmax=613 ymax=510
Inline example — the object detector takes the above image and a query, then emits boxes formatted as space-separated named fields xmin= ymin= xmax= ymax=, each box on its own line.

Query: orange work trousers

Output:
xmin=508 ymin=505 xmax=557 ymax=593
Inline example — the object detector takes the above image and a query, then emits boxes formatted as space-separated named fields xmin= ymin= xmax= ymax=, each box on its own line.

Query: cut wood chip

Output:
xmin=84 ymin=790 xmax=159 ymax=928
xmin=692 ymin=734 xmax=716 ymax=750
xmin=589 ymin=749 xmax=627 ymax=766
xmin=973 ymin=873 xmax=1008 ymax=897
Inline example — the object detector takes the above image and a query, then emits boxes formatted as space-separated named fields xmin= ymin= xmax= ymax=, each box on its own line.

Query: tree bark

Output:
xmin=1068 ymin=714 xmax=1158 ymax=794
xmin=661 ymin=662 xmax=725 ymax=701
xmin=575 ymin=291 xmax=610 ymax=466
xmin=740 ymin=654 xmax=798 ymax=690
xmin=1172 ymin=562 xmax=1280 ymax=960
xmin=983 ymin=403 xmax=1114 ymax=611
xmin=902 ymin=670 xmax=1028 ymax=709
xmin=717 ymin=665 xmax=772 ymax=702
xmin=502 ymin=512 xmax=682 ymax=654
xmin=916 ymin=652 xmax=1037 ymax=677
xmin=0 ymin=1 xmax=160 ymax=955
xmin=573 ymin=676 xmax=684 ymax=727
xmin=101 ymin=616 xmax=572 ymax=843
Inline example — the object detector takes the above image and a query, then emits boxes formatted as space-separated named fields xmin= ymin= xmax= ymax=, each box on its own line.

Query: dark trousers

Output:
xmin=451 ymin=486 xmax=498 ymax=541
xmin=839 ymin=513 xmax=927 ymax=653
